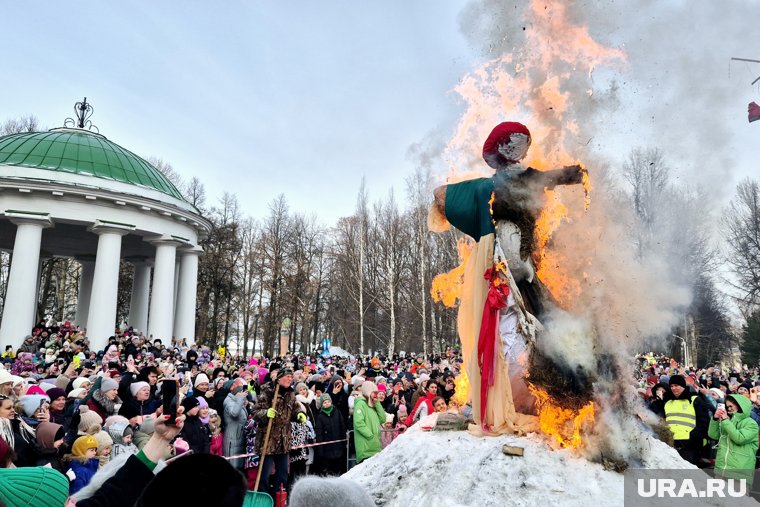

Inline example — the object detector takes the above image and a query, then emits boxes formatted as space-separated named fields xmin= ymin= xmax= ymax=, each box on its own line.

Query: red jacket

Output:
xmin=405 ymin=392 xmax=435 ymax=427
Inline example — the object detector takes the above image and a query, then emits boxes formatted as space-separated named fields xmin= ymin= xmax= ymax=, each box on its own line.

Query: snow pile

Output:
xmin=345 ymin=426 xmax=697 ymax=507
xmin=325 ymin=346 xmax=352 ymax=358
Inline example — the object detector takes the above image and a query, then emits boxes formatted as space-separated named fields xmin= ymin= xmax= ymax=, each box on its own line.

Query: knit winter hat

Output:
xmin=277 ymin=367 xmax=294 ymax=380
xmin=0 ymin=466 xmax=70 ymax=507
xmin=46 ymin=387 xmax=66 ymax=402
xmin=295 ymin=382 xmax=308 ymax=393
xmin=130 ymin=381 xmax=150 ymax=397
xmin=77 ymin=406 xmax=103 ymax=435
xmin=377 ymin=383 xmax=387 ymax=392
xmin=68 ymin=387 xmax=86 ymax=399
xmin=397 ymin=404 xmax=408 ymax=417
xmin=72 ymin=435 xmax=99 ymax=456
xmin=101 ymin=377 xmax=119 ymax=393
xmin=230 ymin=378 xmax=246 ymax=395
xmin=319 ymin=393 xmax=332 ymax=404
xmin=25 ymin=385 xmax=46 ymax=396
xmin=73 ymin=377 xmax=91 ymax=390
xmin=94 ymin=430 xmax=113 ymax=452
xmin=360 ymin=381 xmax=377 ymax=399
xmin=194 ymin=373 xmax=210 ymax=387
xmin=668 ymin=375 xmax=687 ymax=388
xmin=181 ymin=396 xmax=200 ymax=411
xmin=0 ymin=369 xmax=12 ymax=386
xmin=709 ymin=388 xmax=724 ymax=399
xmin=19 ymin=393 xmax=49 ymax=418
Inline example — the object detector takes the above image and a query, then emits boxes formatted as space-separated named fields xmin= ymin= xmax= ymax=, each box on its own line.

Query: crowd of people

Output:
xmin=0 ymin=321 xmax=466 ymax=506
xmin=636 ymin=353 xmax=760 ymax=487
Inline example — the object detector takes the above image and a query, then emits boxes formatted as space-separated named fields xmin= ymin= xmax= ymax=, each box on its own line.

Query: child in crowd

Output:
xmin=65 ymin=435 xmax=100 ymax=495
xmin=209 ymin=409 xmax=224 ymax=456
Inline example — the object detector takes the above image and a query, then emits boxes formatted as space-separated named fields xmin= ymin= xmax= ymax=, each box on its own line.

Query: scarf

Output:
xmin=0 ymin=418 xmax=14 ymax=448
xmin=92 ymin=389 xmax=120 ymax=416
xmin=321 ymin=405 xmax=334 ymax=416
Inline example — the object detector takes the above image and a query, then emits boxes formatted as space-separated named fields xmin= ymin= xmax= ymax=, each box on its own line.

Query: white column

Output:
xmin=0 ymin=213 xmax=52 ymax=350
xmin=128 ymin=260 xmax=151 ymax=333
xmin=75 ymin=259 xmax=95 ymax=328
xmin=86 ymin=221 xmax=134 ymax=351
xmin=174 ymin=246 xmax=202 ymax=343
xmin=172 ymin=258 xmax=180 ymax=327
xmin=148 ymin=236 xmax=182 ymax=343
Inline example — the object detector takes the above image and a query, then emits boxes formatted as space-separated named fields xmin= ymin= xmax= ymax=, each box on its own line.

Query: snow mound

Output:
xmin=325 ymin=346 xmax=352 ymax=358
xmin=344 ymin=426 xmax=692 ymax=507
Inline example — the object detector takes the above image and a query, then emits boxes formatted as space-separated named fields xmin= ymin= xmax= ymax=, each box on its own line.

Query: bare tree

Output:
xmin=724 ymin=178 xmax=760 ymax=309
xmin=1 ymin=115 xmax=43 ymax=135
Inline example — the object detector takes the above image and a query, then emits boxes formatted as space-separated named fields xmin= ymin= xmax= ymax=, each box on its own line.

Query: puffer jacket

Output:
xmin=353 ymin=396 xmax=386 ymax=464
xmin=708 ymin=394 xmax=759 ymax=486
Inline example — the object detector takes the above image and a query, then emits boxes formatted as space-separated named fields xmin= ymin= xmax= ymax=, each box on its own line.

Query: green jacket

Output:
xmin=708 ymin=394 xmax=759 ymax=485
xmin=353 ymin=397 xmax=386 ymax=464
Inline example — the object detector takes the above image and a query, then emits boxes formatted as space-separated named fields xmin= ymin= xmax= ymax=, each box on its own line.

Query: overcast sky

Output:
xmin=2 ymin=1 xmax=758 ymax=225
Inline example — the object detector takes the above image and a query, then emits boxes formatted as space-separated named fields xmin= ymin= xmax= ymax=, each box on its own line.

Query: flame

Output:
xmin=431 ymin=238 xmax=474 ymax=308
xmin=451 ymin=369 xmax=470 ymax=406
xmin=530 ymin=385 xmax=595 ymax=450
xmin=439 ymin=0 xmax=625 ymax=310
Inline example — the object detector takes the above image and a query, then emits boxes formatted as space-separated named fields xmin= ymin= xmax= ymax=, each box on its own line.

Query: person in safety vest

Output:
xmin=665 ymin=374 xmax=710 ymax=465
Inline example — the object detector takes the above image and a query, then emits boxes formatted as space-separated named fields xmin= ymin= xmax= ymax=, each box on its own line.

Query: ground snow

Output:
xmin=343 ymin=425 xmax=719 ymax=507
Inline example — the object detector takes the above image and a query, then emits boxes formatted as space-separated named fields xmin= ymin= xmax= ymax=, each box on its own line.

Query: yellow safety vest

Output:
xmin=665 ymin=396 xmax=697 ymax=441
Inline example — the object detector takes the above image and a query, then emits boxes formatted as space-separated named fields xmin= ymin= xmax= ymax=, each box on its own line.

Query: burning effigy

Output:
xmin=429 ymin=121 xmax=595 ymax=440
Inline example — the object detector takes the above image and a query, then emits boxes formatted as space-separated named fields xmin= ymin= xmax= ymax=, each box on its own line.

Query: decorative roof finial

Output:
xmin=64 ymin=97 xmax=99 ymax=133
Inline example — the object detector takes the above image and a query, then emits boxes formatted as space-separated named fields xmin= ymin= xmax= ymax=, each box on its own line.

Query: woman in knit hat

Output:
xmin=314 ymin=393 xmax=346 ymax=475
xmin=179 ymin=396 xmax=210 ymax=454
xmin=65 ymin=434 xmax=99 ymax=494
xmin=118 ymin=380 xmax=153 ymax=425
xmin=47 ymin=387 xmax=67 ymax=425
xmin=86 ymin=376 xmax=121 ymax=423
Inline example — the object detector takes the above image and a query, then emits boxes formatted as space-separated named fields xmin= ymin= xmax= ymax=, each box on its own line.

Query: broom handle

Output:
xmin=254 ymin=382 xmax=280 ymax=492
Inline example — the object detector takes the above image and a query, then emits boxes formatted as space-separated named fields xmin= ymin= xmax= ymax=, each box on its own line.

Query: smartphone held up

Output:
xmin=162 ymin=378 xmax=180 ymax=425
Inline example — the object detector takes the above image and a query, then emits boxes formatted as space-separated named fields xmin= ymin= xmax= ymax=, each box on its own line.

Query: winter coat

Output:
xmin=180 ymin=414 xmax=211 ymax=455
xmin=68 ymin=458 xmax=100 ymax=494
xmin=315 ymin=408 xmax=346 ymax=460
xmin=296 ymin=391 xmax=319 ymax=426
xmin=353 ymin=396 xmax=386 ymax=464
xmin=708 ymin=394 xmax=760 ymax=486
xmin=253 ymin=384 xmax=304 ymax=455
xmin=223 ymin=393 xmax=248 ymax=467
xmin=290 ymin=421 xmax=315 ymax=464
xmin=328 ymin=376 xmax=349 ymax=424
xmin=406 ymin=392 xmax=435 ymax=427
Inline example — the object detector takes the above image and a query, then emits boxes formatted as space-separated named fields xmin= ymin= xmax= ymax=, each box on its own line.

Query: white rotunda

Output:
xmin=0 ymin=102 xmax=211 ymax=352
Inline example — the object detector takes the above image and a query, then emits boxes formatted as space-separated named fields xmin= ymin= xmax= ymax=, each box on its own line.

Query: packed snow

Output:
xmin=344 ymin=425 xmax=758 ymax=507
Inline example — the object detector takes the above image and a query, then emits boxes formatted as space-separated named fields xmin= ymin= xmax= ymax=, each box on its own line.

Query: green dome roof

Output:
xmin=0 ymin=128 xmax=184 ymax=200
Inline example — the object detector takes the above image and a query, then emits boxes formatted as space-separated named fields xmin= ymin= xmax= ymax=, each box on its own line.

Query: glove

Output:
xmin=296 ymin=412 xmax=307 ymax=424
xmin=267 ymin=408 xmax=276 ymax=419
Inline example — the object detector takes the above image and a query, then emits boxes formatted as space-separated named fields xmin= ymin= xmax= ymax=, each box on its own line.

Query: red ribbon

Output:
xmin=477 ymin=266 xmax=509 ymax=429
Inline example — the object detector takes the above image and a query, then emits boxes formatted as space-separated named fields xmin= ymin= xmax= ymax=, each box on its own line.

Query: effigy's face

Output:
xmin=497 ymin=133 xmax=531 ymax=162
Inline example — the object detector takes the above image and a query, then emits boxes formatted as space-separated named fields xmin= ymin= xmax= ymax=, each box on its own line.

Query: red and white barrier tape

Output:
xmin=222 ymin=438 xmax=348 ymax=461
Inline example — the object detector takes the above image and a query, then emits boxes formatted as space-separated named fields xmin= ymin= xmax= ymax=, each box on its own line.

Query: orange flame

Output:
xmin=431 ymin=238 xmax=474 ymax=308
xmin=451 ymin=369 xmax=470 ymax=407
xmin=530 ymin=385 xmax=595 ymax=450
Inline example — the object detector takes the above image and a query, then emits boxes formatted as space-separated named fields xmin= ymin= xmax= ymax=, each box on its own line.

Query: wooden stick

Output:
xmin=502 ymin=444 xmax=525 ymax=457
xmin=254 ymin=383 xmax=280 ymax=492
